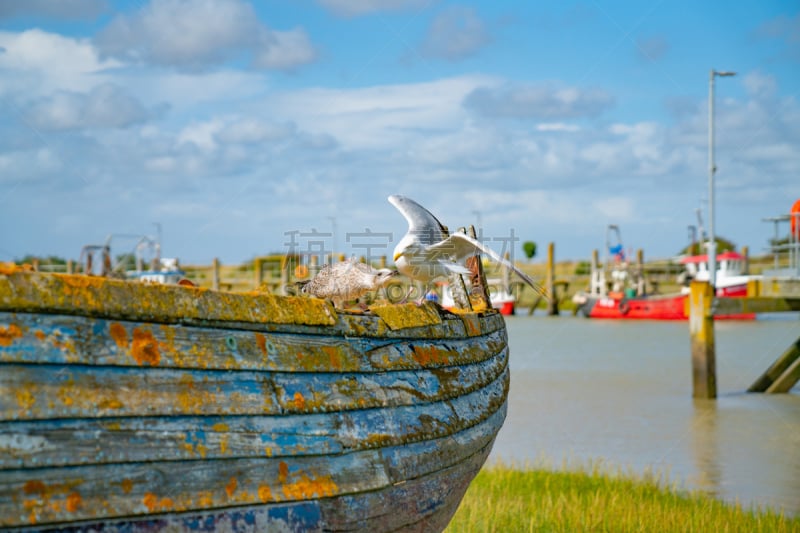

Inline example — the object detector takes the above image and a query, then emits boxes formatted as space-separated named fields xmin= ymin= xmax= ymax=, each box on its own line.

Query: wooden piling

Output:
xmin=742 ymin=245 xmax=750 ymax=274
xmin=636 ymin=249 xmax=645 ymax=296
xmin=748 ymin=337 xmax=800 ymax=393
xmin=212 ymin=258 xmax=220 ymax=291
xmin=689 ymin=281 xmax=716 ymax=399
xmin=546 ymin=242 xmax=558 ymax=316
xmin=66 ymin=260 xmax=74 ymax=275
xmin=253 ymin=258 xmax=262 ymax=289
xmin=279 ymin=256 xmax=289 ymax=296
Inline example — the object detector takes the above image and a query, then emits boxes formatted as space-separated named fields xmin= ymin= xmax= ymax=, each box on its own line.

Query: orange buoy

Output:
xmin=791 ymin=199 xmax=800 ymax=238
xmin=294 ymin=264 xmax=309 ymax=279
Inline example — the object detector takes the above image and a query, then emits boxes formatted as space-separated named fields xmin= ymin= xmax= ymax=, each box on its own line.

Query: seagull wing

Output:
xmin=388 ymin=195 xmax=448 ymax=246
xmin=429 ymin=233 xmax=549 ymax=298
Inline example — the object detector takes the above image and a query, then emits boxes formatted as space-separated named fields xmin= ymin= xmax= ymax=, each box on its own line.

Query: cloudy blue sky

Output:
xmin=1 ymin=0 xmax=798 ymax=266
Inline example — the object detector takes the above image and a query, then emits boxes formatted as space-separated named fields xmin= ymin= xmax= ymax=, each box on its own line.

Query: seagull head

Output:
xmin=374 ymin=268 xmax=399 ymax=287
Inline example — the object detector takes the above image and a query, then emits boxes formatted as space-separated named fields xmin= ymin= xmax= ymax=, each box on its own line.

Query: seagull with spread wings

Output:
xmin=389 ymin=194 xmax=547 ymax=299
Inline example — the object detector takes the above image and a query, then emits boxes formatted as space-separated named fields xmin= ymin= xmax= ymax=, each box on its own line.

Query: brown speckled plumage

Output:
xmin=299 ymin=259 xmax=397 ymax=308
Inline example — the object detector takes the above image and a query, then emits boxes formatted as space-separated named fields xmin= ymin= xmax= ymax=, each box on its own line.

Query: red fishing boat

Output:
xmin=573 ymin=251 xmax=757 ymax=320
xmin=572 ymin=238 xmax=757 ymax=320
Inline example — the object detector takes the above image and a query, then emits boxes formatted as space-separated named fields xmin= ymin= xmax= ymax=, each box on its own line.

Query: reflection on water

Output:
xmin=491 ymin=314 xmax=800 ymax=516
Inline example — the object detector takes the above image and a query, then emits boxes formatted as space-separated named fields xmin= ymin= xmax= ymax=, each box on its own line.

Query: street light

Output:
xmin=708 ymin=69 xmax=736 ymax=287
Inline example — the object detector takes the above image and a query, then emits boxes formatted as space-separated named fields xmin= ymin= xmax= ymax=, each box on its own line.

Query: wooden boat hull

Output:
xmin=0 ymin=271 xmax=509 ymax=531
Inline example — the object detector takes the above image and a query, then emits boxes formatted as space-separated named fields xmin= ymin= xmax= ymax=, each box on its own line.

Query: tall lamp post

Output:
xmin=708 ymin=69 xmax=736 ymax=287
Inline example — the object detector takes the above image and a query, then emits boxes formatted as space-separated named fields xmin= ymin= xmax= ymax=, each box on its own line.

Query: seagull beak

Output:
xmin=393 ymin=252 xmax=402 ymax=262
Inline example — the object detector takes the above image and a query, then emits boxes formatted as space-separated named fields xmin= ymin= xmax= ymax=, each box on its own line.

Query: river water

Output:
xmin=490 ymin=313 xmax=800 ymax=516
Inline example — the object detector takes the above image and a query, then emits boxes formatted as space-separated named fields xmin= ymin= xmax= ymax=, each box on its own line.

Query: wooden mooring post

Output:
xmin=546 ymin=242 xmax=558 ymax=316
xmin=211 ymin=257 xmax=220 ymax=291
xmin=689 ymin=278 xmax=800 ymax=398
xmin=689 ymin=281 xmax=716 ymax=399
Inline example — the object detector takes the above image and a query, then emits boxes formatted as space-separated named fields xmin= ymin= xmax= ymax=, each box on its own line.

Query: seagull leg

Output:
xmin=414 ymin=284 xmax=435 ymax=306
xmin=398 ymin=285 xmax=416 ymax=304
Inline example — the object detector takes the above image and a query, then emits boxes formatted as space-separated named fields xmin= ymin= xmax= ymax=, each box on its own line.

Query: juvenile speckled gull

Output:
xmin=299 ymin=258 xmax=398 ymax=308
xmin=388 ymin=194 xmax=547 ymax=298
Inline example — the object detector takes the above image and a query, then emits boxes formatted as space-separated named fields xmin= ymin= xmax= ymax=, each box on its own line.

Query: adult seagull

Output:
xmin=388 ymin=194 xmax=547 ymax=298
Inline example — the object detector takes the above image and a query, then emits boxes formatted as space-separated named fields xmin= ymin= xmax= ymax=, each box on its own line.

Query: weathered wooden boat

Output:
xmin=0 ymin=267 xmax=508 ymax=531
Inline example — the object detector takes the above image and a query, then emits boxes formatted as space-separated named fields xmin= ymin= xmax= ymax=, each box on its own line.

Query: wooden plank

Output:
xmin=0 ymin=346 xmax=507 ymax=420
xmin=0 ymin=448 xmax=388 ymax=528
xmin=0 ymin=271 xmax=337 ymax=327
xmin=0 ymin=368 xmax=508 ymax=469
xmin=0 ymin=271 xmax=507 ymax=340
xmin=0 ymin=312 xmax=507 ymax=372
xmin=0 ymin=409 xmax=501 ymax=528
xmin=689 ymin=281 xmax=716 ymax=399
xmin=713 ymin=296 xmax=800 ymax=315
xmin=37 ymin=438 xmax=495 ymax=533
xmin=55 ymin=501 xmax=325 ymax=532
xmin=748 ymin=337 xmax=800 ymax=392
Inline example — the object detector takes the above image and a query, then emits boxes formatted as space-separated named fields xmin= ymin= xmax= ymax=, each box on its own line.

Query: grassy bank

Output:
xmin=445 ymin=463 xmax=799 ymax=532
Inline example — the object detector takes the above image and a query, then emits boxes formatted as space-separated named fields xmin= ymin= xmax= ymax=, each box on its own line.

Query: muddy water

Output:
xmin=491 ymin=313 xmax=800 ymax=516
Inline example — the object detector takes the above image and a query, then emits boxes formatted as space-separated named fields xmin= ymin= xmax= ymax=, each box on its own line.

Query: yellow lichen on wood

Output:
xmin=0 ymin=271 xmax=338 ymax=327
xmin=369 ymin=302 xmax=442 ymax=330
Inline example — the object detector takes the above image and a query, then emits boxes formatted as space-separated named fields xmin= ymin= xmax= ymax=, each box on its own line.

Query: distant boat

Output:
xmin=125 ymin=257 xmax=186 ymax=285
xmin=572 ymin=250 xmax=757 ymax=320
xmin=0 ymin=268 xmax=508 ymax=531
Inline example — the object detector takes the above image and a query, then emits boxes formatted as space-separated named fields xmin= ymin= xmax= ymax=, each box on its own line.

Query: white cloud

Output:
xmin=536 ymin=123 xmax=580 ymax=132
xmin=26 ymin=83 xmax=155 ymax=131
xmin=464 ymin=83 xmax=614 ymax=119
xmin=95 ymin=0 xmax=257 ymax=68
xmin=94 ymin=0 xmax=317 ymax=71
xmin=253 ymin=28 xmax=317 ymax=71
xmin=316 ymin=0 xmax=430 ymax=17
xmin=217 ymin=118 xmax=294 ymax=145
xmin=177 ymin=119 xmax=224 ymax=151
xmin=421 ymin=6 xmax=491 ymax=61
xmin=592 ymin=196 xmax=635 ymax=221
xmin=266 ymin=75 xmax=497 ymax=149
xmin=0 ymin=29 xmax=120 ymax=97
xmin=177 ymin=116 xmax=295 ymax=150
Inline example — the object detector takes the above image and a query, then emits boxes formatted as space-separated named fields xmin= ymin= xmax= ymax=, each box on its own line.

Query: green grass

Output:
xmin=446 ymin=462 xmax=799 ymax=532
